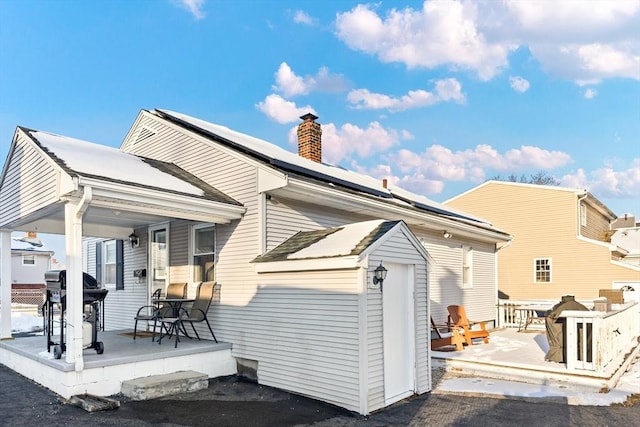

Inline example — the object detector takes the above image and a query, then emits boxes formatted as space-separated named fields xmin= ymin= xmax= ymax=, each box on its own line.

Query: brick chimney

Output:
xmin=297 ymin=113 xmax=322 ymax=163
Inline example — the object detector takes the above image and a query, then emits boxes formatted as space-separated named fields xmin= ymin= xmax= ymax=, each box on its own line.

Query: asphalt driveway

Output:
xmin=2 ymin=364 xmax=640 ymax=427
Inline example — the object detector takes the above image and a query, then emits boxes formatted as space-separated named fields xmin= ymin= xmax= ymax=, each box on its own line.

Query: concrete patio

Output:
xmin=432 ymin=328 xmax=640 ymax=393
xmin=0 ymin=329 xmax=235 ymax=398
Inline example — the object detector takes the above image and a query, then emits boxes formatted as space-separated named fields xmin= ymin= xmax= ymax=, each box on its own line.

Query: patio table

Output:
xmin=152 ymin=298 xmax=195 ymax=340
xmin=515 ymin=305 xmax=550 ymax=332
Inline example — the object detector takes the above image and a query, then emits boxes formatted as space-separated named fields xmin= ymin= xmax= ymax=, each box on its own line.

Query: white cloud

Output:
xmin=561 ymin=160 xmax=640 ymax=201
xmin=509 ymin=76 xmax=530 ymax=93
xmin=335 ymin=1 xmax=513 ymax=80
xmin=293 ymin=10 xmax=317 ymax=26
xmin=255 ymin=94 xmax=316 ymax=124
xmin=273 ymin=62 xmax=348 ymax=98
xmin=288 ymin=121 xmax=411 ymax=165
xmin=334 ymin=1 xmax=640 ymax=84
xmin=584 ymin=88 xmax=597 ymax=99
xmin=347 ymin=78 xmax=465 ymax=111
xmin=174 ymin=0 xmax=205 ymax=20
xmin=386 ymin=143 xmax=572 ymax=188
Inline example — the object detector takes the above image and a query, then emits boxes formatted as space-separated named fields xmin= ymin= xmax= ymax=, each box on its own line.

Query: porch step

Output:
xmin=121 ymin=370 xmax=208 ymax=401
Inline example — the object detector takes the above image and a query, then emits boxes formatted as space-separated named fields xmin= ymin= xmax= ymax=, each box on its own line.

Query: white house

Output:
xmin=11 ymin=232 xmax=53 ymax=286
xmin=0 ymin=110 xmax=510 ymax=414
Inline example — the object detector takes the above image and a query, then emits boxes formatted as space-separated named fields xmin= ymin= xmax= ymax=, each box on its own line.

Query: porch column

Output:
xmin=0 ymin=231 xmax=11 ymax=339
xmin=64 ymin=200 xmax=85 ymax=370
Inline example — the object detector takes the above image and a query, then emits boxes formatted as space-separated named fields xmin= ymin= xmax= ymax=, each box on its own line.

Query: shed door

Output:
xmin=383 ymin=262 xmax=415 ymax=405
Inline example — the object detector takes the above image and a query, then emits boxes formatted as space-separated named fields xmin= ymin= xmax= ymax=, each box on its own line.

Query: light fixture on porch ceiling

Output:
xmin=373 ymin=262 xmax=388 ymax=292
xmin=443 ymin=231 xmax=453 ymax=239
xmin=129 ymin=232 xmax=139 ymax=248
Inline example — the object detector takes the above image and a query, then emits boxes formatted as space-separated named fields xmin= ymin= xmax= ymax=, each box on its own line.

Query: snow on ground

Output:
xmin=3 ymin=310 xmax=640 ymax=405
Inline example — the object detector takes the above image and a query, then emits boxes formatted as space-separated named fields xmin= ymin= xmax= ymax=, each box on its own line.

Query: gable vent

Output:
xmin=133 ymin=126 xmax=156 ymax=144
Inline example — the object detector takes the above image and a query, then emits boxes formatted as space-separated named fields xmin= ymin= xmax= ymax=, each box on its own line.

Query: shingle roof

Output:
xmin=252 ymin=220 xmax=401 ymax=262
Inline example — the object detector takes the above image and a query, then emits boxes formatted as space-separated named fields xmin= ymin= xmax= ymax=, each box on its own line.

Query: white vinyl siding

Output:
xmin=416 ymin=230 xmax=496 ymax=325
xmin=248 ymin=269 xmax=362 ymax=411
xmin=265 ymin=197 xmax=371 ymax=250
xmin=0 ymin=132 xmax=59 ymax=227
xmin=85 ymin=233 xmax=148 ymax=331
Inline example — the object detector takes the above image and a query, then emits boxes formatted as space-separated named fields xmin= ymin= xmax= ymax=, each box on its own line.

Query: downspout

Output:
xmin=495 ymin=238 xmax=512 ymax=328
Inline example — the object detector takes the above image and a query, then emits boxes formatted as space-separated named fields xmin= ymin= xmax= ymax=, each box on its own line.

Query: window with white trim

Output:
xmin=534 ymin=258 xmax=552 ymax=283
xmin=462 ymin=246 xmax=473 ymax=288
xmin=96 ymin=239 xmax=124 ymax=290
xmin=580 ymin=203 xmax=587 ymax=227
xmin=192 ymin=224 xmax=215 ymax=282
xmin=22 ymin=255 xmax=35 ymax=266
xmin=104 ymin=240 xmax=117 ymax=286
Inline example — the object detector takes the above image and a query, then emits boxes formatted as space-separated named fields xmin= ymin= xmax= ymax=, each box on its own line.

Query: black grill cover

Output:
xmin=545 ymin=295 xmax=589 ymax=363
xmin=45 ymin=270 xmax=99 ymax=290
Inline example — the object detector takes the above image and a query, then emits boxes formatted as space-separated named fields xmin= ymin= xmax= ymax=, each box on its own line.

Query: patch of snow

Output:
xmin=436 ymin=376 xmax=634 ymax=406
xmin=288 ymin=220 xmax=385 ymax=260
xmin=31 ymin=130 xmax=204 ymax=196
xmin=7 ymin=311 xmax=44 ymax=333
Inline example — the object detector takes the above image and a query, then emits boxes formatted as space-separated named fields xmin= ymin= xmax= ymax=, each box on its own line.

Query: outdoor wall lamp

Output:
xmin=129 ymin=232 xmax=139 ymax=248
xmin=373 ymin=262 xmax=388 ymax=292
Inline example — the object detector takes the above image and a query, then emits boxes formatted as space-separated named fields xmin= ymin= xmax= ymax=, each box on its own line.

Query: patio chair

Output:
xmin=446 ymin=305 xmax=490 ymax=347
xmin=157 ymin=282 xmax=218 ymax=348
xmin=133 ymin=283 xmax=187 ymax=340
xmin=430 ymin=316 xmax=464 ymax=351
xmin=133 ymin=288 xmax=162 ymax=340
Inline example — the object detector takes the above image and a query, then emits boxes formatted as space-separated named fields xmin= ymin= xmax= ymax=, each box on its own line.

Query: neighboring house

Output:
xmin=611 ymin=215 xmax=640 ymax=268
xmin=9 ymin=232 xmax=52 ymax=306
xmin=0 ymin=110 xmax=510 ymax=414
xmin=445 ymin=181 xmax=640 ymax=302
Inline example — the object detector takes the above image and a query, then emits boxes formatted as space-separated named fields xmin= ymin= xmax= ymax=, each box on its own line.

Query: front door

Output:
xmin=149 ymin=224 xmax=169 ymax=296
xmin=383 ymin=262 xmax=415 ymax=405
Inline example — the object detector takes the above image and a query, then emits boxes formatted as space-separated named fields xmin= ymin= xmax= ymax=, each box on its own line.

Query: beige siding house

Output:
xmin=445 ymin=181 xmax=640 ymax=301
xmin=0 ymin=110 xmax=510 ymax=414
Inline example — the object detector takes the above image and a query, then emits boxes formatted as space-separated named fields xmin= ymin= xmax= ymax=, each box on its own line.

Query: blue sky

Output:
xmin=1 ymin=0 xmax=639 ymax=258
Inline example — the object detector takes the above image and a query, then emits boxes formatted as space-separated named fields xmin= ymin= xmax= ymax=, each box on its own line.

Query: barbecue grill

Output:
xmin=44 ymin=270 xmax=108 ymax=359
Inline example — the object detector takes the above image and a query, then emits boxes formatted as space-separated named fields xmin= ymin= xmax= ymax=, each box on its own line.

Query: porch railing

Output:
xmin=562 ymin=302 xmax=639 ymax=373
xmin=497 ymin=299 xmax=556 ymax=329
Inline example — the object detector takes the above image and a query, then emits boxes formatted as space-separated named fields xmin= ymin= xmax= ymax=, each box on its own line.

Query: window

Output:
xmin=193 ymin=225 xmax=215 ymax=282
xmin=534 ymin=258 xmax=552 ymax=283
xmin=462 ymin=246 xmax=473 ymax=288
xmin=104 ymin=240 xmax=117 ymax=285
xmin=96 ymin=240 xmax=124 ymax=290
xmin=580 ymin=203 xmax=587 ymax=227
xmin=22 ymin=255 xmax=35 ymax=266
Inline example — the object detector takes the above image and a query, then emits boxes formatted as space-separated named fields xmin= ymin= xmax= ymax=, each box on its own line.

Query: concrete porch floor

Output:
xmin=0 ymin=330 xmax=236 ymax=398
xmin=432 ymin=328 xmax=640 ymax=393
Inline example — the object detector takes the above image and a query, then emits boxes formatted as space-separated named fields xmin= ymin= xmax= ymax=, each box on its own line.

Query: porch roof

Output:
xmin=0 ymin=127 xmax=245 ymax=237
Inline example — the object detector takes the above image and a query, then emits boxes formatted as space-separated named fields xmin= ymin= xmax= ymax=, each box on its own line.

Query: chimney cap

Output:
xmin=299 ymin=113 xmax=318 ymax=122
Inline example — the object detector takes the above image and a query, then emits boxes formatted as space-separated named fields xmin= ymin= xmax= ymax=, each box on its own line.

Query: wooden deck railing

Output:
xmin=498 ymin=299 xmax=639 ymax=374
xmin=562 ymin=302 xmax=639 ymax=373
